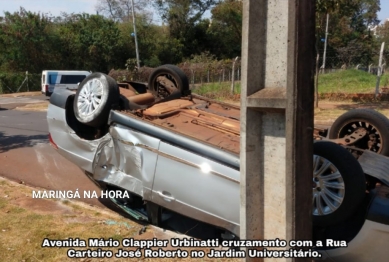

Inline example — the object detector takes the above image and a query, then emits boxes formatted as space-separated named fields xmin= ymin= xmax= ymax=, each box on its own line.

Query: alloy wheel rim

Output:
xmin=77 ymin=78 xmax=104 ymax=116
xmin=312 ymin=155 xmax=345 ymax=216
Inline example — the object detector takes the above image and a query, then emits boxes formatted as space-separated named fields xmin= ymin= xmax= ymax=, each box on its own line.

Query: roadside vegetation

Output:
xmin=318 ymin=70 xmax=389 ymax=93
xmin=0 ymin=178 xmax=239 ymax=262
xmin=193 ymin=82 xmax=241 ymax=102
xmin=0 ymin=0 xmax=387 ymax=95
xmin=0 ymin=179 xmax=142 ymax=261
xmin=193 ymin=69 xmax=389 ymax=103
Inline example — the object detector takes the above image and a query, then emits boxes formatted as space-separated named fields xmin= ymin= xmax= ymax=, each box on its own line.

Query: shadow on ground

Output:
xmin=339 ymin=102 xmax=389 ymax=110
xmin=320 ymin=101 xmax=389 ymax=111
xmin=99 ymin=197 xmax=223 ymax=240
xmin=0 ymin=131 xmax=48 ymax=153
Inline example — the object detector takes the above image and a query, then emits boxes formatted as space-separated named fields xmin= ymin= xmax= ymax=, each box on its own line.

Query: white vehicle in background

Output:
xmin=41 ymin=70 xmax=90 ymax=96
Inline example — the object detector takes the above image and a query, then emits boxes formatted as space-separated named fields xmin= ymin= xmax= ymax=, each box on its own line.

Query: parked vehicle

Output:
xmin=47 ymin=65 xmax=389 ymax=261
xmin=41 ymin=70 xmax=90 ymax=96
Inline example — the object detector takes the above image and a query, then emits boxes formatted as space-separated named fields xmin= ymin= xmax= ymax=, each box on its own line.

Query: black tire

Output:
xmin=73 ymin=73 xmax=119 ymax=127
xmin=148 ymin=65 xmax=189 ymax=99
xmin=329 ymin=109 xmax=389 ymax=156
xmin=312 ymin=141 xmax=366 ymax=227
xmin=160 ymin=64 xmax=190 ymax=92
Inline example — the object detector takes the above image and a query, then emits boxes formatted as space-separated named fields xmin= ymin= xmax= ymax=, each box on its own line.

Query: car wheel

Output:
xmin=73 ymin=73 xmax=119 ymax=127
xmin=148 ymin=65 xmax=189 ymax=99
xmin=328 ymin=109 xmax=389 ymax=156
xmin=313 ymin=141 xmax=366 ymax=227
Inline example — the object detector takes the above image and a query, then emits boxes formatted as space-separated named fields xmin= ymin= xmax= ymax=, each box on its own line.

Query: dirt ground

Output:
xmin=6 ymin=92 xmax=389 ymax=124
xmin=0 ymin=177 xmax=238 ymax=262
xmin=0 ymin=91 xmax=43 ymax=98
xmin=314 ymin=100 xmax=389 ymax=125
xmin=223 ymin=98 xmax=389 ymax=126
xmin=14 ymin=101 xmax=49 ymax=111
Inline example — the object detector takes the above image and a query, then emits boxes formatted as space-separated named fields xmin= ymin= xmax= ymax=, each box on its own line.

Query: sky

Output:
xmin=0 ymin=0 xmax=97 ymax=16
xmin=1 ymin=0 xmax=389 ymax=23
xmin=378 ymin=0 xmax=389 ymax=23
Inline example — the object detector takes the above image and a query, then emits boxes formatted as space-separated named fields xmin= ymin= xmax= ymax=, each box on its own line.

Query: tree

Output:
xmin=0 ymin=8 xmax=60 ymax=72
xmin=95 ymin=0 xmax=150 ymax=22
xmin=316 ymin=0 xmax=381 ymax=68
xmin=375 ymin=20 xmax=389 ymax=64
xmin=154 ymin=0 xmax=219 ymax=57
xmin=207 ymin=0 xmax=242 ymax=59
xmin=211 ymin=0 xmax=241 ymax=40
xmin=57 ymin=13 xmax=124 ymax=72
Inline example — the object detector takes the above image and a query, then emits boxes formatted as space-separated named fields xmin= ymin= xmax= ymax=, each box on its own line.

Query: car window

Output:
xmin=48 ymin=74 xmax=57 ymax=84
xmin=42 ymin=75 xmax=45 ymax=84
xmin=60 ymin=75 xmax=87 ymax=84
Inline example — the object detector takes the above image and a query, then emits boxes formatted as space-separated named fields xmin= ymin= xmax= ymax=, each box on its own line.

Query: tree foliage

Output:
xmin=207 ymin=0 xmax=242 ymax=59
xmin=375 ymin=20 xmax=389 ymax=61
xmin=95 ymin=0 xmax=150 ymax=22
xmin=55 ymin=13 xmax=125 ymax=72
xmin=316 ymin=0 xmax=381 ymax=68
xmin=0 ymin=0 xmax=385 ymax=77
xmin=0 ymin=8 xmax=60 ymax=73
xmin=154 ymin=0 xmax=219 ymax=57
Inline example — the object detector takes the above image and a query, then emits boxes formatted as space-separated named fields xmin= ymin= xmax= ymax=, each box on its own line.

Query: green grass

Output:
xmin=192 ymin=81 xmax=241 ymax=101
xmin=193 ymin=70 xmax=389 ymax=102
xmin=318 ymin=69 xmax=389 ymax=93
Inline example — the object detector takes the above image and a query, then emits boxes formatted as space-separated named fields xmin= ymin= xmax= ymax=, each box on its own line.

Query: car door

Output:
xmin=151 ymin=141 xmax=240 ymax=233
xmin=93 ymin=124 xmax=161 ymax=199
xmin=47 ymin=72 xmax=58 ymax=93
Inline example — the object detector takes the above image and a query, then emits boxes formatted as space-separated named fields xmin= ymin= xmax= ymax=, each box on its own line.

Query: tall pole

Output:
xmin=240 ymin=1 xmax=314 ymax=261
xmin=131 ymin=0 xmax=140 ymax=69
xmin=231 ymin=56 xmax=239 ymax=94
xmin=375 ymin=42 xmax=385 ymax=99
xmin=321 ymin=13 xmax=329 ymax=71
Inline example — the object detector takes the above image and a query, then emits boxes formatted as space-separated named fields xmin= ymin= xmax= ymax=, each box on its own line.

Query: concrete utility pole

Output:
xmin=321 ymin=13 xmax=329 ymax=72
xmin=231 ymin=56 xmax=240 ymax=94
xmin=240 ymin=1 xmax=315 ymax=261
xmin=375 ymin=42 xmax=385 ymax=99
xmin=131 ymin=0 xmax=140 ymax=69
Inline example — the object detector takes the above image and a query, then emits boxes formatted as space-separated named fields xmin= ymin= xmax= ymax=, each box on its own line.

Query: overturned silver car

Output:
xmin=47 ymin=65 xmax=389 ymax=261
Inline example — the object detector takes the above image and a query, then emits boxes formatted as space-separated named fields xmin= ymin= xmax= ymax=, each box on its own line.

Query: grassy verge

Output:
xmin=0 ymin=178 xmax=143 ymax=262
xmin=0 ymin=178 xmax=239 ymax=262
xmin=318 ymin=69 xmax=389 ymax=93
xmin=193 ymin=70 xmax=389 ymax=102
xmin=192 ymin=82 xmax=241 ymax=101
xmin=193 ymin=82 xmax=389 ymax=124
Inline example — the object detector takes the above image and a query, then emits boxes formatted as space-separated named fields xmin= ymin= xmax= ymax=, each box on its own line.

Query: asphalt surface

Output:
xmin=0 ymin=97 xmax=220 ymax=239
xmin=0 ymin=109 xmax=105 ymax=206
xmin=0 ymin=109 xmax=47 ymax=136
xmin=0 ymin=95 xmax=48 ymax=110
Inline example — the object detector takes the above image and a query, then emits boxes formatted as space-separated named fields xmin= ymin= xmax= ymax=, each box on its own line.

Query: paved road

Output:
xmin=0 ymin=106 xmax=219 ymax=238
xmin=0 ymin=96 xmax=45 ymax=105
xmin=0 ymin=109 xmax=105 ymax=206
xmin=0 ymin=94 xmax=49 ymax=110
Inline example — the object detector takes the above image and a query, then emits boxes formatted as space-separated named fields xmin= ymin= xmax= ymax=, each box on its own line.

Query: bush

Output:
xmin=0 ymin=72 xmax=41 ymax=94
